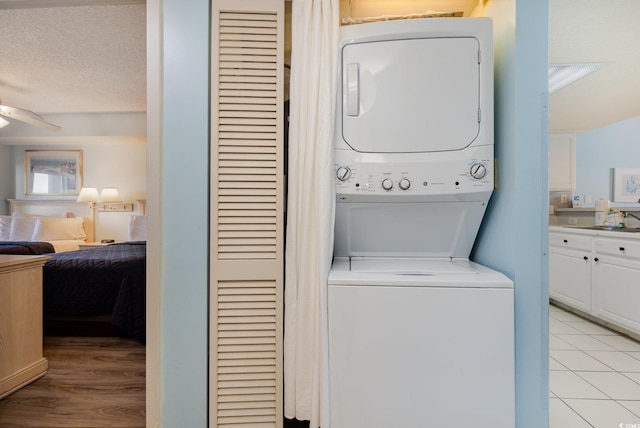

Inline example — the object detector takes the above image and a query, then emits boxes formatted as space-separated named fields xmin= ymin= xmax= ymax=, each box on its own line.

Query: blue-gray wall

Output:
xmin=575 ymin=116 xmax=640 ymax=208
xmin=158 ymin=0 xmax=210 ymax=425
xmin=473 ymin=1 xmax=550 ymax=427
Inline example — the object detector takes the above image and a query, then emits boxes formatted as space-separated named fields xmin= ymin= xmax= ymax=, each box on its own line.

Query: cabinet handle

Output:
xmin=594 ymin=257 xmax=599 ymax=262
xmin=619 ymin=247 xmax=625 ymax=252
xmin=583 ymin=256 xmax=589 ymax=261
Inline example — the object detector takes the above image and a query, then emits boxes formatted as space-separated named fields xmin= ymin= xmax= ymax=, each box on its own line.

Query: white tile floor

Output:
xmin=549 ymin=304 xmax=640 ymax=427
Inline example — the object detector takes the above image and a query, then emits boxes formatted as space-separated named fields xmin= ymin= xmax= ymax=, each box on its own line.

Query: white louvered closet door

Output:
xmin=210 ymin=1 xmax=284 ymax=427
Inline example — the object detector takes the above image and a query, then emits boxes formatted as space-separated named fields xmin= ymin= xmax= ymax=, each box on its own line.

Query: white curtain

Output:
xmin=284 ymin=0 xmax=339 ymax=427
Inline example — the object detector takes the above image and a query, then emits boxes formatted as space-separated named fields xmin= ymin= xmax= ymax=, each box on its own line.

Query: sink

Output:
xmin=569 ymin=226 xmax=640 ymax=233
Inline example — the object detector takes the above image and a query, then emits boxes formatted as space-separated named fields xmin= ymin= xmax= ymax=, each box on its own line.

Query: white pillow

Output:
xmin=32 ymin=217 xmax=87 ymax=241
xmin=128 ymin=215 xmax=146 ymax=241
xmin=9 ymin=214 xmax=38 ymax=241
xmin=0 ymin=215 xmax=11 ymax=240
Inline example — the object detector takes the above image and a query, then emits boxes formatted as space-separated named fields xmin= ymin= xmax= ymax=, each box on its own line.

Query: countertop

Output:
xmin=549 ymin=225 xmax=640 ymax=238
xmin=555 ymin=206 xmax=640 ymax=212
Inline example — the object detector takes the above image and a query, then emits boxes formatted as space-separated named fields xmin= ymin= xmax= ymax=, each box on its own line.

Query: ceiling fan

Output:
xmin=0 ymin=100 xmax=61 ymax=132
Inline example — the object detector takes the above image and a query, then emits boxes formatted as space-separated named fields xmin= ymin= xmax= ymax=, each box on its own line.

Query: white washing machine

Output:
xmin=328 ymin=18 xmax=515 ymax=428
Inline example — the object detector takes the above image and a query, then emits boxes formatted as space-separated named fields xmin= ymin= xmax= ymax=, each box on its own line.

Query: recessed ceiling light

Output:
xmin=548 ymin=64 xmax=604 ymax=94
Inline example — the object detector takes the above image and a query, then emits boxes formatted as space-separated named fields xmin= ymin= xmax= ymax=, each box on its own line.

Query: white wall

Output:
xmin=11 ymin=144 xmax=146 ymax=241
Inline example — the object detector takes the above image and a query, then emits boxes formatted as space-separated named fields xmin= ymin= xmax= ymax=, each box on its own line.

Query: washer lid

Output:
xmin=341 ymin=36 xmax=481 ymax=153
xmin=350 ymin=258 xmax=478 ymax=275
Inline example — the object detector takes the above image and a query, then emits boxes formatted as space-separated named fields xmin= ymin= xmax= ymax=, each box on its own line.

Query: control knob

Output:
xmin=336 ymin=166 xmax=351 ymax=181
xmin=399 ymin=178 xmax=411 ymax=190
xmin=381 ymin=178 xmax=393 ymax=190
xmin=470 ymin=163 xmax=487 ymax=179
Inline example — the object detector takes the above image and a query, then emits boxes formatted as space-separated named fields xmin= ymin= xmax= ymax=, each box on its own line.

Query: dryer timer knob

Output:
xmin=336 ymin=166 xmax=351 ymax=181
xmin=470 ymin=163 xmax=487 ymax=179
xmin=381 ymin=178 xmax=393 ymax=190
xmin=399 ymin=178 xmax=411 ymax=190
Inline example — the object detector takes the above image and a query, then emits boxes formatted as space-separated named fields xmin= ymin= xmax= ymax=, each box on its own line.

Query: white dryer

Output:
xmin=328 ymin=18 xmax=515 ymax=428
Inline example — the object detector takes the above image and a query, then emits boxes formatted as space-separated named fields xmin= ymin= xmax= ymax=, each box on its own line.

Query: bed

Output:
xmin=1 ymin=199 xmax=147 ymax=342
xmin=1 ymin=199 xmax=95 ymax=252
xmin=44 ymin=242 xmax=146 ymax=342
xmin=0 ymin=241 xmax=55 ymax=255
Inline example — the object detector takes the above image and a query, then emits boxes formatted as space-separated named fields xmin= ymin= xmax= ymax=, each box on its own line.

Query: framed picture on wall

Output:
xmin=25 ymin=150 xmax=83 ymax=196
xmin=612 ymin=168 xmax=640 ymax=203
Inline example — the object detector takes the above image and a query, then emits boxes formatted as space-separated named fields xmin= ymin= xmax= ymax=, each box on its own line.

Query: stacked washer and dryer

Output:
xmin=328 ymin=18 xmax=515 ymax=427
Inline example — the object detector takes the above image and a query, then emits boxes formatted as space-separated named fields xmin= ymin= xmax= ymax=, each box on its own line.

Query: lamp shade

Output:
xmin=99 ymin=187 xmax=122 ymax=203
xmin=76 ymin=187 xmax=99 ymax=203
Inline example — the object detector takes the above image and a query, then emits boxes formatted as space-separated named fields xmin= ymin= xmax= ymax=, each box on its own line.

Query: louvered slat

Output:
xmin=220 ymin=75 xmax=277 ymax=84
xmin=218 ymin=225 xmax=276 ymax=231
xmin=218 ymin=217 xmax=275 ymax=224
xmin=219 ymin=140 xmax=276 ymax=149
xmin=219 ymin=154 xmax=276 ymax=162
xmin=220 ymin=82 xmax=276 ymax=90
xmin=220 ymin=40 xmax=277 ymax=49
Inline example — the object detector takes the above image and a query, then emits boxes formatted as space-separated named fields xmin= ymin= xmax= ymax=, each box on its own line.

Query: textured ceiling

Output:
xmin=0 ymin=0 xmax=637 ymax=139
xmin=0 ymin=2 xmax=145 ymax=115
xmin=0 ymin=0 xmax=475 ymax=118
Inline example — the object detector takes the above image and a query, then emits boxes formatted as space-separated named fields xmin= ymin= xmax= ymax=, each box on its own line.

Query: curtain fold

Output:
xmin=284 ymin=0 xmax=339 ymax=427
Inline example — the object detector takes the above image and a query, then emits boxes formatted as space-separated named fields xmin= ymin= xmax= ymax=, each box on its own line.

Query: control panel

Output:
xmin=334 ymin=146 xmax=494 ymax=198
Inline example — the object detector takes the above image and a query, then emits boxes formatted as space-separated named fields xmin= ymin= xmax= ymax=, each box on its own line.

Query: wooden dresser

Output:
xmin=0 ymin=254 xmax=50 ymax=399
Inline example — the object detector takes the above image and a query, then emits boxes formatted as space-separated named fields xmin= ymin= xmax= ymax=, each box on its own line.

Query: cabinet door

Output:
xmin=592 ymin=259 xmax=640 ymax=332
xmin=549 ymin=133 xmax=576 ymax=191
xmin=549 ymin=248 xmax=591 ymax=311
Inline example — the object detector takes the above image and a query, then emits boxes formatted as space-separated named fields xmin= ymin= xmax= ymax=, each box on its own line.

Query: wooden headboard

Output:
xmin=7 ymin=199 xmax=95 ymax=243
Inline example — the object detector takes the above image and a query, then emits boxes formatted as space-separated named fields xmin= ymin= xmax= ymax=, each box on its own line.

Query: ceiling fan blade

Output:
xmin=0 ymin=104 xmax=61 ymax=132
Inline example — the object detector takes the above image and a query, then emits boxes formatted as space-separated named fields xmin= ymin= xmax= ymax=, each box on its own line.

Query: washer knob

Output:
xmin=381 ymin=178 xmax=393 ymax=190
xmin=470 ymin=163 xmax=487 ymax=179
xmin=399 ymin=178 xmax=411 ymax=190
xmin=336 ymin=166 xmax=351 ymax=181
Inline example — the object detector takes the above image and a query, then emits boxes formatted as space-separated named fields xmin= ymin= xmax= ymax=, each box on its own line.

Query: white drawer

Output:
xmin=595 ymin=238 xmax=640 ymax=260
xmin=549 ymin=233 xmax=592 ymax=251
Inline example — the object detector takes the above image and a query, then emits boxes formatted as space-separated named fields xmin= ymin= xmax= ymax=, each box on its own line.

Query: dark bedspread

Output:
xmin=0 ymin=241 xmax=55 ymax=255
xmin=43 ymin=242 xmax=146 ymax=343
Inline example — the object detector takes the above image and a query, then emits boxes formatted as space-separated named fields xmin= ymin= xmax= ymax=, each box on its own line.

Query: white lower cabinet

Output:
xmin=549 ymin=229 xmax=640 ymax=336
xmin=592 ymin=238 xmax=640 ymax=332
xmin=549 ymin=231 xmax=592 ymax=311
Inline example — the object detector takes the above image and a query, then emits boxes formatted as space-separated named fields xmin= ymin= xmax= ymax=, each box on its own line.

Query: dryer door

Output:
xmin=341 ymin=36 xmax=480 ymax=153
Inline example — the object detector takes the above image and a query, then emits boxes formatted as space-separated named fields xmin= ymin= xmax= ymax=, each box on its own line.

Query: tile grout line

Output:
xmin=550 ymin=304 xmax=640 ymax=426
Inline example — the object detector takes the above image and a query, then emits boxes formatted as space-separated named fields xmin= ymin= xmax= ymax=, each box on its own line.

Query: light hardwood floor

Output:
xmin=0 ymin=336 xmax=145 ymax=428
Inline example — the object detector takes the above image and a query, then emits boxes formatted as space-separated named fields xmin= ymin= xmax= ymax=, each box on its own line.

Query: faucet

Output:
xmin=622 ymin=211 xmax=640 ymax=223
